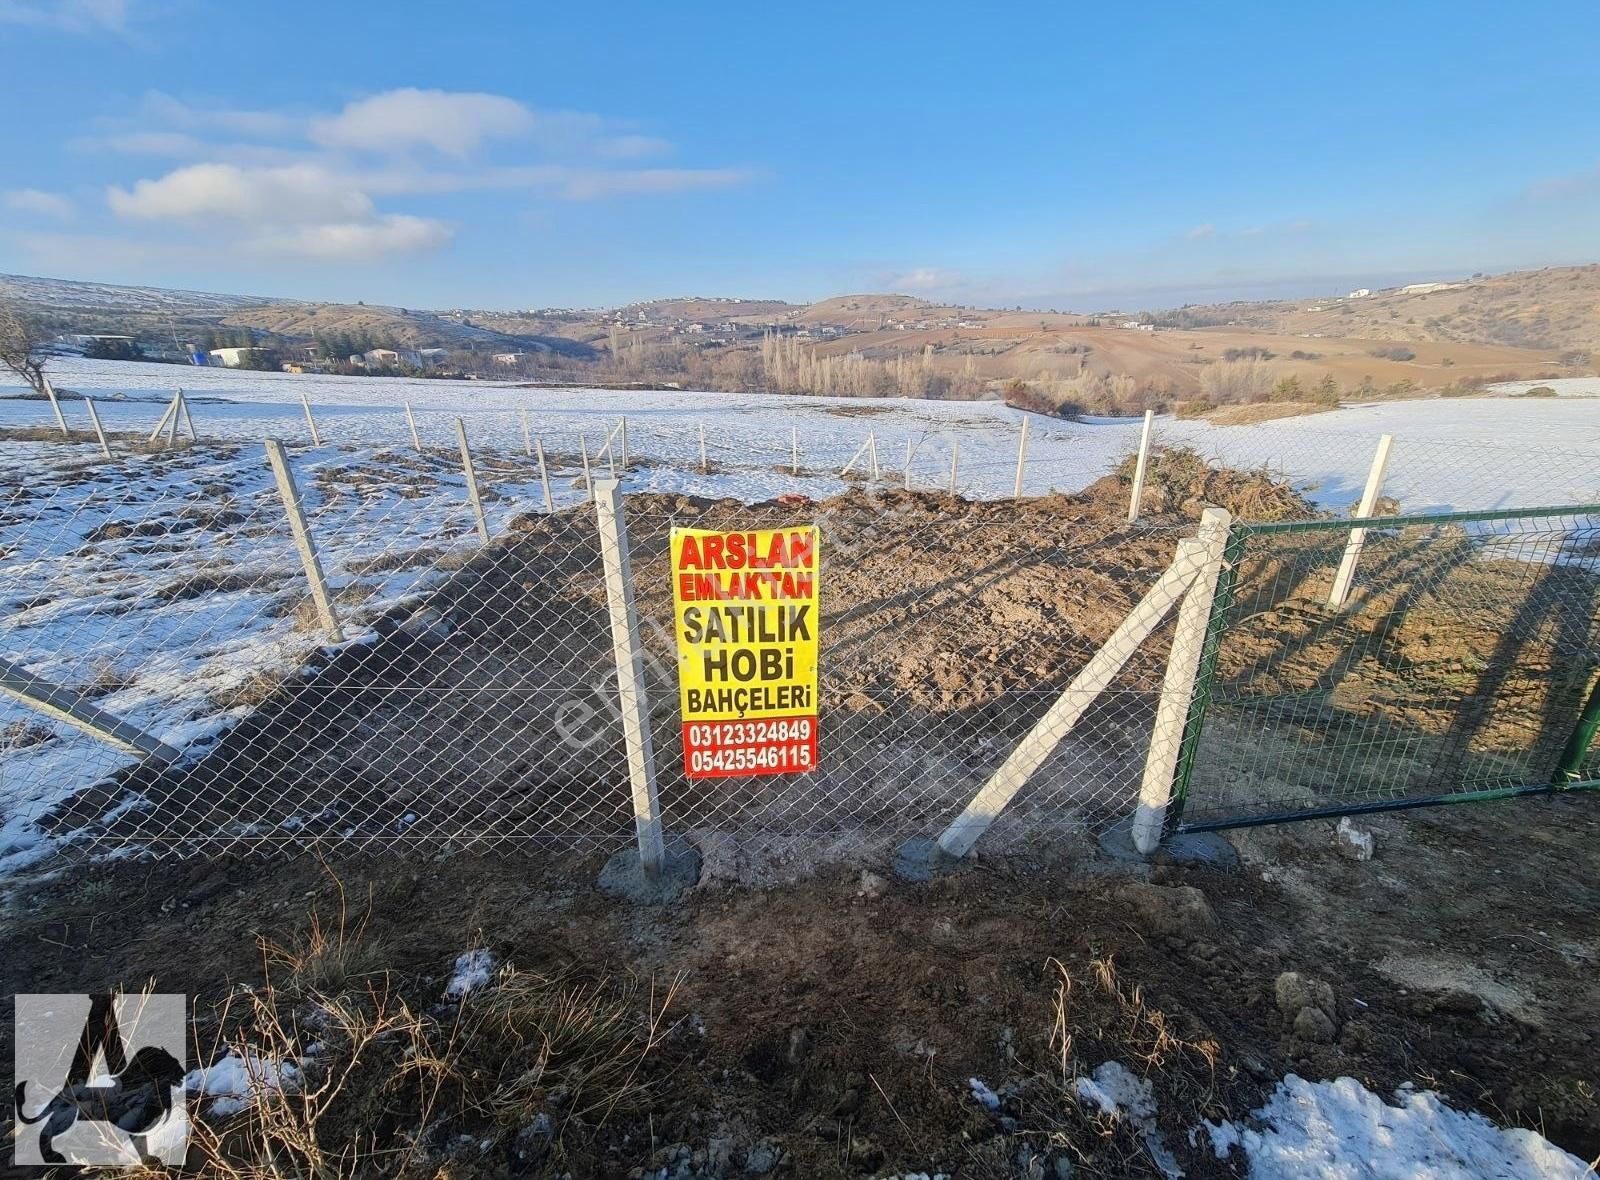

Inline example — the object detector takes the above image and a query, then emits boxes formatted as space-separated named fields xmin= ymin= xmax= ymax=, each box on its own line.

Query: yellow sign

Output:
xmin=670 ymin=526 xmax=820 ymax=778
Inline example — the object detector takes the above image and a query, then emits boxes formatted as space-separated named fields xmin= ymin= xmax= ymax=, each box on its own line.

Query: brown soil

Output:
xmin=41 ymin=488 xmax=1196 ymax=869
xmin=2 ymin=792 xmax=1597 ymax=1178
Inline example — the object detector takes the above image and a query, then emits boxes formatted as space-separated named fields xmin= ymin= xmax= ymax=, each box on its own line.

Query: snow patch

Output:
xmin=966 ymin=1077 xmax=1001 ymax=1111
xmin=1216 ymin=1074 xmax=1592 ymax=1178
xmin=184 ymin=1048 xmax=302 ymax=1118
xmin=444 ymin=948 xmax=496 ymax=1000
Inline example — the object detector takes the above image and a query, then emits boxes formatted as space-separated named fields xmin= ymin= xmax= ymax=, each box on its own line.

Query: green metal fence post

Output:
xmin=1162 ymin=520 xmax=1248 ymax=837
xmin=1554 ymin=672 xmax=1600 ymax=786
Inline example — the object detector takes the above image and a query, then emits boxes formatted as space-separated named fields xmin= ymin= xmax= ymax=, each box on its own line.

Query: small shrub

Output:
xmin=1519 ymin=385 xmax=1559 ymax=398
xmin=1368 ymin=345 xmax=1416 ymax=361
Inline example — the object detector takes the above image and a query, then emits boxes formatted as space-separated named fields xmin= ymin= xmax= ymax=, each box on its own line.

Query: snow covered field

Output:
xmin=4 ymin=357 xmax=1598 ymax=512
xmin=1 ymin=360 xmax=1597 ymax=870
xmin=1488 ymin=377 xmax=1600 ymax=398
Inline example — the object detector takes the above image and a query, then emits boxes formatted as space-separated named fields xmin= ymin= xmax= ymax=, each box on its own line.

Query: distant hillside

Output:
xmin=1147 ymin=264 xmax=1600 ymax=358
xmin=2 ymin=263 xmax=1593 ymax=402
xmin=0 ymin=272 xmax=283 ymax=314
xmin=0 ymin=273 xmax=595 ymax=359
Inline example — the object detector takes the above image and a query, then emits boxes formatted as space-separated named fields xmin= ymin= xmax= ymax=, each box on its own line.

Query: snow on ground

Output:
xmin=0 ymin=436 xmax=560 ymax=873
xmin=1487 ymin=378 xmax=1600 ymax=398
xmin=4 ymin=357 xmax=1598 ymax=511
xmin=1 ymin=359 xmax=1598 ymax=874
xmin=184 ymin=1048 xmax=302 ymax=1119
xmin=1204 ymin=1074 xmax=1594 ymax=1179
xmin=443 ymin=948 xmax=497 ymax=1000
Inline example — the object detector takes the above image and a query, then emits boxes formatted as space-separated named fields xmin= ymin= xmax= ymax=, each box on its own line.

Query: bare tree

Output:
xmin=0 ymin=302 xmax=50 ymax=396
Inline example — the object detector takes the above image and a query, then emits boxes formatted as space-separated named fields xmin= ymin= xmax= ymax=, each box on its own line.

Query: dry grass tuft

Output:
xmin=93 ymin=873 xmax=679 ymax=1180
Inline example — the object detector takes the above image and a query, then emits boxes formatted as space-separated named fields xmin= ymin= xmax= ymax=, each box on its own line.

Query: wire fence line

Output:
xmin=0 ymin=407 xmax=1597 ymax=875
xmin=6 ymin=386 xmax=1599 ymax=519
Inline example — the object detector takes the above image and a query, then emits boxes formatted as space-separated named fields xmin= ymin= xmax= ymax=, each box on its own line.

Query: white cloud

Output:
xmin=66 ymin=86 xmax=751 ymax=272
xmin=0 ymin=0 xmax=126 ymax=33
xmin=881 ymin=266 xmax=963 ymax=293
xmin=1187 ymin=223 xmax=1217 ymax=240
xmin=250 ymin=214 xmax=454 ymax=261
xmin=310 ymin=89 xmax=534 ymax=156
xmin=5 ymin=188 xmax=74 ymax=218
xmin=108 ymin=162 xmax=373 ymax=224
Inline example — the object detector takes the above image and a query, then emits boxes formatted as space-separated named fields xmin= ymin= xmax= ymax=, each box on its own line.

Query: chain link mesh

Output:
xmin=2 ymin=399 xmax=1598 ymax=871
xmin=1174 ymin=507 xmax=1600 ymax=830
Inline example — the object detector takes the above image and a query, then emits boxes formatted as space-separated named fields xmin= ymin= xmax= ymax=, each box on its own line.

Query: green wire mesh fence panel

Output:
xmin=1173 ymin=505 xmax=1600 ymax=831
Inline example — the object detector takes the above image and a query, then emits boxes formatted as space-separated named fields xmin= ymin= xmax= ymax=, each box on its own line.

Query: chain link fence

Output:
xmin=1172 ymin=506 xmax=1600 ymax=832
xmin=2 ymin=396 xmax=1598 ymax=875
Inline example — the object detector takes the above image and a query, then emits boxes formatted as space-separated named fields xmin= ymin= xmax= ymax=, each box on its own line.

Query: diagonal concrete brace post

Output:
xmin=932 ymin=541 xmax=1204 ymax=862
xmin=0 ymin=657 xmax=182 ymax=762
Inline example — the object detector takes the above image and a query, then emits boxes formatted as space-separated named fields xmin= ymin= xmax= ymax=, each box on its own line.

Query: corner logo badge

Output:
xmin=13 ymin=993 xmax=188 ymax=1167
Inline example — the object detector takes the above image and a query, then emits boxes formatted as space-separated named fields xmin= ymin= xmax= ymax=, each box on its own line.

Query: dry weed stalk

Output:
xmin=97 ymin=874 xmax=679 ymax=1180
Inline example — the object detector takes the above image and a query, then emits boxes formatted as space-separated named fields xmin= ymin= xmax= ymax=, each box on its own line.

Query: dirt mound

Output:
xmin=1082 ymin=445 xmax=1320 ymax=522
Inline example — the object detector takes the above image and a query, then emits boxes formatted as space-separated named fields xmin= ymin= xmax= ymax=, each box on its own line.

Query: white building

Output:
xmin=208 ymin=346 xmax=265 ymax=367
xmin=1346 ymin=288 xmax=1372 ymax=299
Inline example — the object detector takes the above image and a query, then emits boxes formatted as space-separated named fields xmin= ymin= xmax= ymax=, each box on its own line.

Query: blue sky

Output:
xmin=1 ymin=0 xmax=1598 ymax=311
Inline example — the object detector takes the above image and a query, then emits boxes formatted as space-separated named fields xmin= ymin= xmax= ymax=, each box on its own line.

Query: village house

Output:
xmin=207 ymin=346 xmax=267 ymax=367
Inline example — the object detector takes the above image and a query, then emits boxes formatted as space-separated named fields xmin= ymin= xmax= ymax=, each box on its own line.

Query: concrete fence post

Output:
xmin=455 ymin=417 xmax=490 ymax=545
xmin=1013 ymin=416 xmax=1031 ymax=500
xmin=177 ymin=389 xmax=197 ymax=441
xmin=791 ymin=426 xmax=799 ymax=475
xmin=404 ymin=401 xmax=423 ymax=453
xmin=868 ymin=432 xmax=880 ymax=480
xmin=840 ymin=436 xmax=872 ymax=477
xmin=84 ymin=397 xmax=112 ymax=459
xmin=535 ymin=436 xmax=554 ymax=513
xmin=1128 ymin=409 xmax=1155 ymax=523
xmin=599 ymin=419 xmax=621 ymax=479
xmin=521 ymin=409 xmax=534 ymax=458
xmin=42 ymin=376 xmax=69 ymax=438
xmin=698 ymin=422 xmax=708 ymax=473
xmin=1130 ymin=507 xmax=1232 ymax=853
xmin=1328 ymin=433 xmax=1395 ymax=608
xmin=264 ymin=439 xmax=344 ymax=643
xmin=620 ymin=416 xmax=629 ymax=471
xmin=593 ymin=477 xmax=666 ymax=879
xmin=904 ymin=437 xmax=914 ymax=491
xmin=300 ymin=394 xmax=323 ymax=447
xmin=148 ymin=392 xmax=178 ymax=444
xmin=932 ymin=539 xmax=1204 ymax=860
xmin=0 ymin=657 xmax=181 ymax=762
xmin=165 ymin=391 xmax=181 ymax=447
xmin=948 ymin=438 xmax=960 ymax=496
xmin=579 ymin=432 xmax=594 ymax=500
